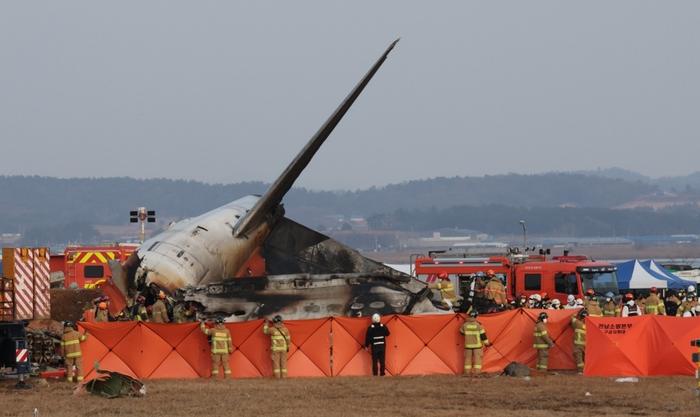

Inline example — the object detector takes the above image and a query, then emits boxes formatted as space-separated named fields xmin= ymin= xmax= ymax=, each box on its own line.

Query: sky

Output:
xmin=0 ymin=1 xmax=698 ymax=190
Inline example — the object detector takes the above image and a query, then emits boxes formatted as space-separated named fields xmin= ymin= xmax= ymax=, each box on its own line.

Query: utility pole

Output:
xmin=130 ymin=207 xmax=156 ymax=243
xmin=519 ymin=219 xmax=527 ymax=249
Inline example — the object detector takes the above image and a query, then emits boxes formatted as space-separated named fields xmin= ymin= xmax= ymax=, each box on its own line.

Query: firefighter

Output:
xmin=95 ymin=302 xmax=110 ymax=322
xmin=564 ymin=295 xmax=578 ymax=310
xmin=364 ymin=313 xmax=391 ymax=376
xmin=427 ymin=272 xmax=458 ymax=310
xmin=533 ymin=312 xmax=554 ymax=372
xmin=570 ymin=309 xmax=588 ymax=374
xmin=583 ymin=289 xmax=595 ymax=309
xmin=586 ymin=296 xmax=603 ymax=317
xmin=200 ymin=318 xmax=233 ymax=378
xmin=151 ymin=291 xmax=170 ymax=323
xmin=484 ymin=270 xmax=507 ymax=308
xmin=459 ymin=310 xmax=490 ymax=375
xmin=644 ymin=287 xmax=666 ymax=316
xmin=264 ymin=315 xmax=291 ymax=378
xmin=602 ymin=295 xmax=619 ymax=317
xmin=61 ymin=321 xmax=88 ymax=383
xmin=81 ymin=302 xmax=96 ymax=322
xmin=131 ymin=295 xmax=149 ymax=322
xmin=677 ymin=294 xmax=697 ymax=317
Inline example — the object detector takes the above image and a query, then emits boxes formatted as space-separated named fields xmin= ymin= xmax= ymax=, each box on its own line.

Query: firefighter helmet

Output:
xmin=372 ymin=313 xmax=381 ymax=323
xmin=273 ymin=315 xmax=283 ymax=323
xmin=650 ymin=287 xmax=657 ymax=294
xmin=438 ymin=272 xmax=449 ymax=280
xmin=625 ymin=293 xmax=634 ymax=301
xmin=538 ymin=312 xmax=548 ymax=321
xmin=486 ymin=269 xmax=495 ymax=276
xmin=469 ymin=310 xmax=478 ymax=318
xmin=98 ymin=302 xmax=107 ymax=309
xmin=578 ymin=309 xmax=589 ymax=319
xmin=215 ymin=317 xmax=224 ymax=324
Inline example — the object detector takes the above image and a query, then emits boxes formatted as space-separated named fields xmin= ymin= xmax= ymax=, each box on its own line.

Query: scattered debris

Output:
xmin=503 ymin=362 xmax=530 ymax=377
xmin=585 ymin=391 xmax=592 ymax=396
xmin=82 ymin=369 xmax=146 ymax=398
xmin=615 ymin=377 xmax=639 ymax=383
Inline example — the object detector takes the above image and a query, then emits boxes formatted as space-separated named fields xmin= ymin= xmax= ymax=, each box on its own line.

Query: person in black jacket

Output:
xmin=365 ymin=313 xmax=390 ymax=376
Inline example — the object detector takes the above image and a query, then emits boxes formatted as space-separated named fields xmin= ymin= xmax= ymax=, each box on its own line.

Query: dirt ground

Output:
xmin=0 ymin=374 xmax=697 ymax=417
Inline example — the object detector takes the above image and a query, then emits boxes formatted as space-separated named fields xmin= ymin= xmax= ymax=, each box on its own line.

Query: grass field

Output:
xmin=1 ymin=374 xmax=696 ymax=417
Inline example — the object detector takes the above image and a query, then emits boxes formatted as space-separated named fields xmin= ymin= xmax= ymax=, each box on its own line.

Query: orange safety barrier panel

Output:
xmin=78 ymin=309 xmax=581 ymax=380
xmin=585 ymin=316 xmax=700 ymax=376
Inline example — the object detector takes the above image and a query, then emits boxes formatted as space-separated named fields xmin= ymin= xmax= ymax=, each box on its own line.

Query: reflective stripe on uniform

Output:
xmin=66 ymin=352 xmax=82 ymax=358
xmin=533 ymin=344 xmax=549 ymax=349
xmin=534 ymin=331 xmax=548 ymax=336
xmin=62 ymin=339 xmax=80 ymax=346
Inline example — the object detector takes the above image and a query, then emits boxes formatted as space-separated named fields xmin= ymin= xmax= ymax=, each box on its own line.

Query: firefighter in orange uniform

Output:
xmin=644 ymin=287 xmax=666 ymax=315
xmin=264 ymin=315 xmax=291 ymax=378
xmin=533 ymin=312 xmax=554 ymax=371
xmin=61 ymin=321 xmax=88 ymax=383
xmin=200 ymin=318 xmax=233 ymax=378
xmin=151 ymin=291 xmax=170 ymax=323
xmin=570 ymin=309 xmax=588 ymax=374
xmin=95 ymin=302 xmax=110 ymax=322
xmin=484 ymin=270 xmax=507 ymax=307
xmin=427 ymin=272 xmax=458 ymax=310
xmin=460 ymin=310 xmax=490 ymax=375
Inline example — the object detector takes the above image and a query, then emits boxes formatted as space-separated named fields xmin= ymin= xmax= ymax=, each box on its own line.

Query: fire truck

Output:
xmin=51 ymin=244 xmax=138 ymax=289
xmin=412 ymin=248 xmax=619 ymax=306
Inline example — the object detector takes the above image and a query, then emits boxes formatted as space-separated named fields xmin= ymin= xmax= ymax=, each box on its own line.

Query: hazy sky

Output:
xmin=1 ymin=1 xmax=698 ymax=190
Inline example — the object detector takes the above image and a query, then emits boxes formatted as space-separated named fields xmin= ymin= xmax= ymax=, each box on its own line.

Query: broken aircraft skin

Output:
xmin=112 ymin=39 xmax=445 ymax=321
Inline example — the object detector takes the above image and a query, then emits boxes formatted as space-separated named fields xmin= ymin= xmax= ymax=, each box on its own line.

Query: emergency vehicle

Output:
xmin=413 ymin=248 xmax=619 ymax=304
xmin=51 ymin=244 xmax=138 ymax=289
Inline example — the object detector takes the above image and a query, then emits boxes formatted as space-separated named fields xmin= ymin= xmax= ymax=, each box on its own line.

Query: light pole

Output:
xmin=130 ymin=207 xmax=156 ymax=243
xmin=519 ymin=220 xmax=527 ymax=249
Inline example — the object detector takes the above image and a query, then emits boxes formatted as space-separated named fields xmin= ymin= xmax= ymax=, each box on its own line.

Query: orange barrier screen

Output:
xmin=585 ymin=315 xmax=700 ymax=377
xmin=79 ymin=309 xmax=585 ymax=380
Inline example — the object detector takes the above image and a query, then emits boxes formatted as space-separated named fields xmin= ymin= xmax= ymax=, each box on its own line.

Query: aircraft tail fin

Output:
xmin=233 ymin=39 xmax=399 ymax=238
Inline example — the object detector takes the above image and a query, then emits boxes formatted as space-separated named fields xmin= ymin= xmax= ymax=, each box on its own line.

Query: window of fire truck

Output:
xmin=555 ymin=273 xmax=579 ymax=295
xmin=84 ymin=265 xmax=104 ymax=279
xmin=524 ymin=274 xmax=541 ymax=291
xmin=580 ymin=271 xmax=618 ymax=295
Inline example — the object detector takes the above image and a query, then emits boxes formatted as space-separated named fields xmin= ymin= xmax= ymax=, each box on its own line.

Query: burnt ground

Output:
xmin=1 ymin=374 xmax=697 ymax=417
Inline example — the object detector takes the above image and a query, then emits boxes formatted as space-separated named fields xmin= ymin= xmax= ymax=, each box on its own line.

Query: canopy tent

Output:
xmin=640 ymin=260 xmax=696 ymax=290
xmin=615 ymin=260 xmax=668 ymax=290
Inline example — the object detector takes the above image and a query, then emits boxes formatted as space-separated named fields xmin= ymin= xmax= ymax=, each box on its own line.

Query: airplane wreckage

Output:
xmin=111 ymin=40 xmax=443 ymax=321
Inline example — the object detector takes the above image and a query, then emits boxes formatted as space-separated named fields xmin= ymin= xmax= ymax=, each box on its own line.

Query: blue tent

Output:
xmin=615 ymin=260 xmax=669 ymax=290
xmin=640 ymin=260 xmax=695 ymax=290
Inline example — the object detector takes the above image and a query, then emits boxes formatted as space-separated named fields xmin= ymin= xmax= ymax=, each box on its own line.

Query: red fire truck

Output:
xmin=51 ymin=244 xmax=138 ymax=289
xmin=412 ymin=248 xmax=619 ymax=305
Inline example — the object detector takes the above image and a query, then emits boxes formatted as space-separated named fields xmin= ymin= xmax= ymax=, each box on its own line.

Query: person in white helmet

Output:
xmin=564 ymin=295 xmax=578 ymax=309
xmin=575 ymin=298 xmax=584 ymax=308
xmin=549 ymin=299 xmax=562 ymax=310
xmin=364 ymin=313 xmax=390 ymax=376
xmin=621 ymin=298 xmax=642 ymax=317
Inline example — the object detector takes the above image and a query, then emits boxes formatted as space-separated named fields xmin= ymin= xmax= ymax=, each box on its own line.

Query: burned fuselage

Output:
xmin=113 ymin=39 xmax=445 ymax=321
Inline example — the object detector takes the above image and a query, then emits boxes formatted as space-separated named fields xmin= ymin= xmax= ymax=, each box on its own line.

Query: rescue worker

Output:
xmin=644 ymin=287 xmax=666 ymax=316
xmin=364 ymin=313 xmax=391 ymax=376
xmin=586 ymin=296 xmax=603 ymax=317
xmin=516 ymin=294 xmax=528 ymax=308
xmin=677 ymin=294 xmax=697 ymax=317
xmin=95 ymin=301 xmax=110 ymax=322
xmin=81 ymin=302 xmax=96 ymax=322
xmin=200 ymin=318 xmax=233 ymax=378
xmin=484 ymin=269 xmax=507 ymax=308
xmin=173 ymin=301 xmax=188 ymax=323
xmin=602 ymin=295 xmax=619 ymax=317
xmin=61 ymin=321 xmax=88 ymax=383
xmin=621 ymin=296 xmax=643 ymax=317
xmin=583 ymin=289 xmax=595 ymax=309
xmin=459 ymin=310 xmax=490 ymax=375
xmin=664 ymin=290 xmax=681 ymax=316
xmin=533 ymin=312 xmax=554 ymax=372
xmin=131 ymin=295 xmax=149 ymax=322
xmin=570 ymin=309 xmax=588 ymax=374
xmin=428 ymin=272 xmax=458 ymax=310
xmin=549 ymin=299 xmax=562 ymax=310
xmin=564 ymin=294 xmax=578 ymax=310
xmin=263 ymin=315 xmax=291 ymax=378
xmin=575 ymin=298 xmax=584 ymax=308
xmin=151 ymin=291 xmax=170 ymax=323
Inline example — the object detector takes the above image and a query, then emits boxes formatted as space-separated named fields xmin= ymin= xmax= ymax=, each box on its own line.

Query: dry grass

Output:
xmin=0 ymin=374 xmax=696 ymax=417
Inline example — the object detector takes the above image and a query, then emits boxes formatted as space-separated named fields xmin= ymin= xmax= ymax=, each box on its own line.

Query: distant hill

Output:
xmin=0 ymin=172 xmax=696 ymax=243
xmin=575 ymin=168 xmax=700 ymax=191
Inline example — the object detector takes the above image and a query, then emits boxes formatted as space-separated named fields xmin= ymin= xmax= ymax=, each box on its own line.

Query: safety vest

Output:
xmin=533 ymin=322 xmax=552 ymax=350
xmin=627 ymin=304 xmax=641 ymax=316
xmin=460 ymin=319 xmax=489 ymax=349
xmin=644 ymin=294 xmax=665 ymax=315
xmin=264 ymin=323 xmax=291 ymax=352
xmin=201 ymin=324 xmax=233 ymax=354
xmin=571 ymin=317 xmax=586 ymax=346
xmin=61 ymin=329 xmax=87 ymax=358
